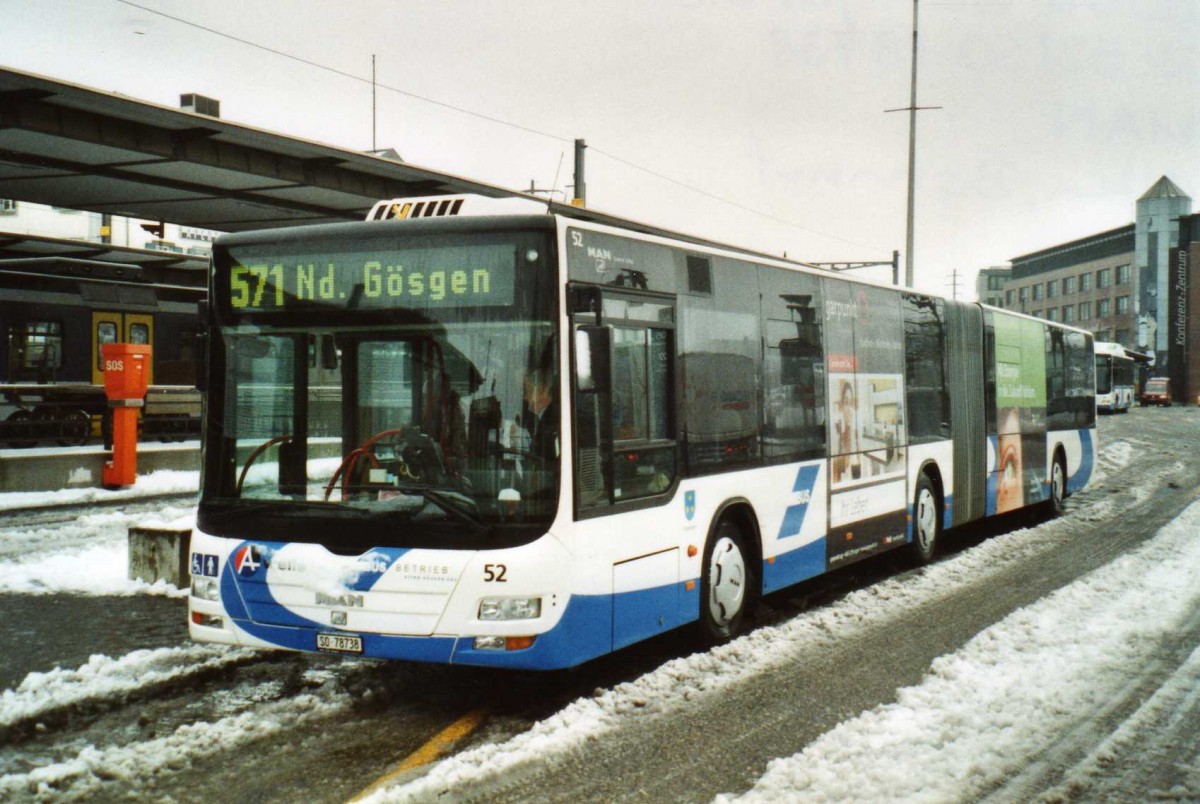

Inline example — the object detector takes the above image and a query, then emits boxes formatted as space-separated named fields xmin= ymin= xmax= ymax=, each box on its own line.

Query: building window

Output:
xmin=1006 ymin=289 xmax=1016 ymax=306
xmin=1062 ymin=305 xmax=1075 ymax=324
xmin=1097 ymin=298 xmax=1111 ymax=317
xmin=1116 ymin=264 xmax=1131 ymax=285
xmin=1116 ymin=295 xmax=1130 ymax=315
xmin=1063 ymin=276 xmax=1076 ymax=295
xmin=1047 ymin=281 xmax=1057 ymax=299
xmin=988 ymin=275 xmax=1005 ymax=290
xmin=1097 ymin=268 xmax=1112 ymax=289
xmin=1080 ymin=273 xmax=1092 ymax=292
xmin=1019 ymin=287 xmax=1029 ymax=303
xmin=1032 ymin=284 xmax=1044 ymax=301
xmin=1078 ymin=301 xmax=1092 ymax=321
xmin=1115 ymin=328 xmax=1131 ymax=344
xmin=0 ymin=198 xmax=16 ymax=214
xmin=1031 ymin=309 xmax=1043 ymax=318
xmin=1047 ymin=308 xmax=1059 ymax=322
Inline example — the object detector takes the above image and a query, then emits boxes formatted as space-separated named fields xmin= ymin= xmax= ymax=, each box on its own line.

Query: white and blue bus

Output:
xmin=188 ymin=195 xmax=1096 ymax=669
xmin=1093 ymin=341 xmax=1135 ymax=414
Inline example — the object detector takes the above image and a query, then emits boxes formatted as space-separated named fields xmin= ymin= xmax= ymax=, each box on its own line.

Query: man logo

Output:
xmin=684 ymin=490 xmax=696 ymax=521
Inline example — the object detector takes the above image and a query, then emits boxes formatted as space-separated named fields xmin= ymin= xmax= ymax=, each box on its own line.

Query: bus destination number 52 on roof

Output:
xmin=187 ymin=194 xmax=1096 ymax=670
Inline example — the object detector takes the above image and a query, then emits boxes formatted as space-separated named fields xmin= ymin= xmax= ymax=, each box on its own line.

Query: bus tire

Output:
xmin=1049 ymin=452 xmax=1067 ymax=516
xmin=909 ymin=473 xmax=941 ymax=565
xmin=698 ymin=517 xmax=753 ymax=645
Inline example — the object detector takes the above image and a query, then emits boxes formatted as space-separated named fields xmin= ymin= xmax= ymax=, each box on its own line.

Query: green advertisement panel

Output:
xmin=992 ymin=313 xmax=1048 ymax=513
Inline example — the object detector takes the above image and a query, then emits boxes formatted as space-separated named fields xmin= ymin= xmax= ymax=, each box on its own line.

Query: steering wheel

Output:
xmin=236 ymin=435 xmax=293 ymax=495
xmin=324 ymin=428 xmax=406 ymax=501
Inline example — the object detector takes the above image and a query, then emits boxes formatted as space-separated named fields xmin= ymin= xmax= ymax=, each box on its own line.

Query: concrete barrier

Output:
xmin=128 ymin=525 xmax=192 ymax=587
xmin=0 ymin=442 xmax=200 ymax=493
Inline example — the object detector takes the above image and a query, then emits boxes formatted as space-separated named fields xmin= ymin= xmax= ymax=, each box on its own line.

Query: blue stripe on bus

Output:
xmin=1067 ymin=428 xmax=1094 ymax=494
xmin=762 ymin=537 xmax=826 ymax=593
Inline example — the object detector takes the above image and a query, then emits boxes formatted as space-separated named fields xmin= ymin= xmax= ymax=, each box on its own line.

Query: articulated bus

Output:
xmin=1093 ymin=341 xmax=1135 ymax=414
xmin=188 ymin=195 xmax=1096 ymax=669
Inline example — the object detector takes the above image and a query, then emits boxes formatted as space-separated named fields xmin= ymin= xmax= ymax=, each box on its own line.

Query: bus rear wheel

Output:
xmin=698 ymin=518 xmax=754 ymax=645
xmin=909 ymin=473 xmax=941 ymax=565
xmin=1049 ymin=453 xmax=1067 ymax=516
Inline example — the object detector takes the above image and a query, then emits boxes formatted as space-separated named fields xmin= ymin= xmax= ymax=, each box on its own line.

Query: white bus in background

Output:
xmin=1093 ymin=341 xmax=1135 ymax=413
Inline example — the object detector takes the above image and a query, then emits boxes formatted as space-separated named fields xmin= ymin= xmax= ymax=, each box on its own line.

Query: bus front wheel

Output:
xmin=909 ymin=473 xmax=941 ymax=565
xmin=698 ymin=518 xmax=754 ymax=645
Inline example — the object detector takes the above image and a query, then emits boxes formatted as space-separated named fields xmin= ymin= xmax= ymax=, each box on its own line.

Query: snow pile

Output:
xmin=0 ymin=645 xmax=255 ymax=729
xmin=722 ymin=498 xmax=1200 ymax=802
xmin=0 ymin=506 xmax=197 ymax=597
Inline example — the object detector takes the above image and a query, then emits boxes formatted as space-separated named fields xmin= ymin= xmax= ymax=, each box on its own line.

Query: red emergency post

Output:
xmin=102 ymin=343 xmax=152 ymax=488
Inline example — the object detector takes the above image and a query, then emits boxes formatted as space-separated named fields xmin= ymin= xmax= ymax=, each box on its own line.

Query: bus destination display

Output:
xmin=223 ymin=244 xmax=516 ymax=313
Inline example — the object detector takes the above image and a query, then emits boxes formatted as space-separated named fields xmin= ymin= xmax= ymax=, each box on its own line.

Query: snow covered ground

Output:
xmin=723 ymin=497 xmax=1200 ymax=803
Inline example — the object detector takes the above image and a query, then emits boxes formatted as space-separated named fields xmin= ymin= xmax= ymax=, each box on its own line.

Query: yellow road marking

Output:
xmin=348 ymin=708 xmax=489 ymax=802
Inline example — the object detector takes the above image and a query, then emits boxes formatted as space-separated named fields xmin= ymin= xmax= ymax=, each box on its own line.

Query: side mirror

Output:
xmin=575 ymin=326 xmax=610 ymax=394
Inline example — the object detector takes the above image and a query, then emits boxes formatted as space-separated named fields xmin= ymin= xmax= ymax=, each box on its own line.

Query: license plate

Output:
xmin=316 ymin=633 xmax=363 ymax=653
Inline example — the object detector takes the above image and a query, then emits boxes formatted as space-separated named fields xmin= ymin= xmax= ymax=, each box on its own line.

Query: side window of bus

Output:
xmin=610 ymin=325 xmax=675 ymax=501
xmin=759 ymin=266 xmax=826 ymax=463
xmin=573 ymin=293 xmax=677 ymax=511
xmin=902 ymin=294 xmax=950 ymax=442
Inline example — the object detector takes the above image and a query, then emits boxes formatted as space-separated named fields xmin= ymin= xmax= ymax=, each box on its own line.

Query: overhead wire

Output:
xmin=113 ymin=0 xmax=893 ymax=256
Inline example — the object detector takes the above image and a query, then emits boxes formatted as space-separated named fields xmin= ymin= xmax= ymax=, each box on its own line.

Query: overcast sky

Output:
xmin=3 ymin=0 xmax=1197 ymax=295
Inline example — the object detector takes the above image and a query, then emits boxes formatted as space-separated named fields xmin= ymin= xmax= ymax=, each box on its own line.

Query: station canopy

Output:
xmin=0 ymin=66 xmax=519 ymax=233
xmin=0 ymin=65 xmax=801 ymax=262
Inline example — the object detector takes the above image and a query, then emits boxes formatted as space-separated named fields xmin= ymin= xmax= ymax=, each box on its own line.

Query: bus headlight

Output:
xmin=478 ymin=596 xmax=542 ymax=620
xmin=191 ymin=576 xmax=220 ymax=601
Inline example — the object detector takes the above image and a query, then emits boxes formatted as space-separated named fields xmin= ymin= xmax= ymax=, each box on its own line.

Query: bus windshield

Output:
xmin=199 ymin=227 xmax=559 ymax=548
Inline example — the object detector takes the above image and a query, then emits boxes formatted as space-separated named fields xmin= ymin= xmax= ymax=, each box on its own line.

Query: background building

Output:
xmin=1001 ymin=176 xmax=1194 ymax=399
xmin=0 ymin=199 xmax=217 ymax=255
xmin=975 ymin=266 xmax=1011 ymax=308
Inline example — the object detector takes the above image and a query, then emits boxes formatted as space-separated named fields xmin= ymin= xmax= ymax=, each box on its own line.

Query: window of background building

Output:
xmin=1116 ymin=264 xmax=1131 ymax=285
xmin=1116 ymin=295 xmax=1130 ymax=315
xmin=1098 ymin=298 xmax=1111 ymax=317
xmin=1032 ymin=310 xmax=1043 ymax=318
xmin=1078 ymin=301 xmax=1092 ymax=321
xmin=1033 ymin=284 xmax=1044 ymax=301
xmin=1062 ymin=305 xmax=1075 ymax=324
xmin=0 ymin=199 xmax=16 ymax=214
xmin=1006 ymin=289 xmax=1015 ymax=306
xmin=1019 ymin=287 xmax=1029 ymax=303
xmin=1115 ymin=328 xmax=1131 ymax=343
xmin=1047 ymin=308 xmax=1059 ymax=322
xmin=1063 ymin=276 xmax=1076 ymax=295
xmin=1047 ymin=281 xmax=1057 ymax=299
xmin=1080 ymin=273 xmax=1092 ymax=292
xmin=1098 ymin=268 xmax=1112 ymax=289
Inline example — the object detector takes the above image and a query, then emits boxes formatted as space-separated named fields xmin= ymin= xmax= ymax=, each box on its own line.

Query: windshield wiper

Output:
xmin=394 ymin=484 xmax=488 ymax=531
